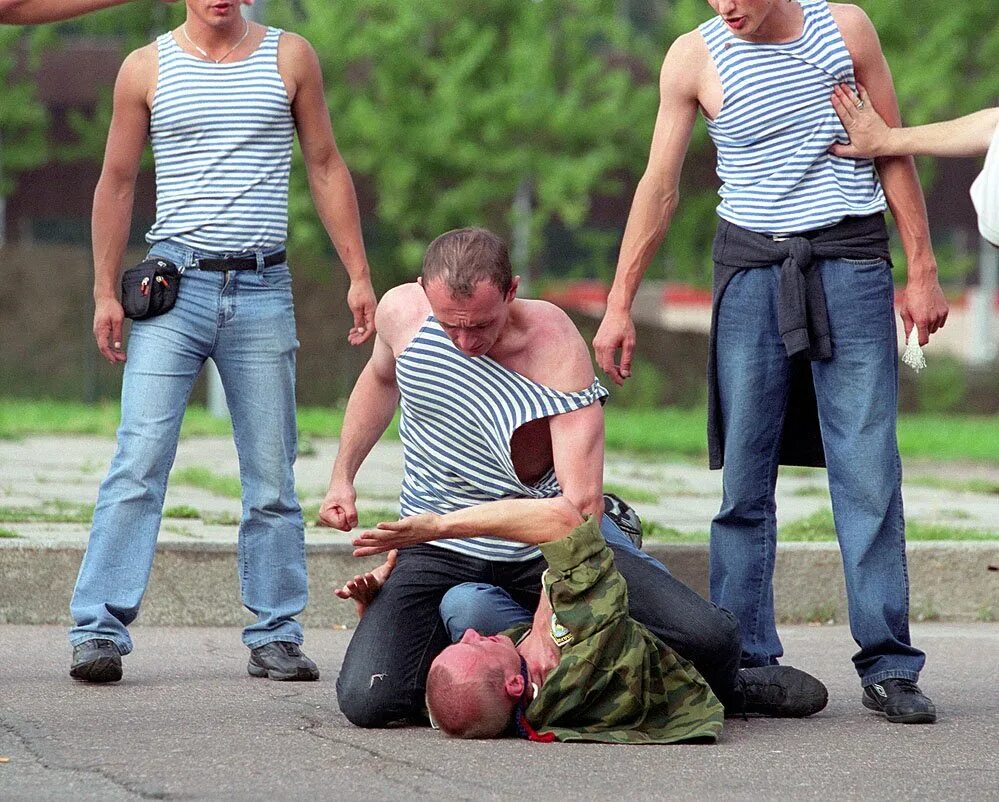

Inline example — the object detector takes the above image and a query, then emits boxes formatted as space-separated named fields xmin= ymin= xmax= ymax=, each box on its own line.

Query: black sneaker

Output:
xmin=862 ymin=678 xmax=936 ymax=724
xmin=603 ymin=492 xmax=643 ymax=549
xmin=70 ymin=638 xmax=122 ymax=684
xmin=733 ymin=665 xmax=828 ymax=718
xmin=248 ymin=641 xmax=320 ymax=681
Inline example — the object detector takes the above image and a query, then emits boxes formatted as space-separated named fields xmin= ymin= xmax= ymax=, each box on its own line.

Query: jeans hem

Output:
xmin=244 ymin=632 xmax=304 ymax=650
xmin=69 ymin=634 xmax=131 ymax=656
xmin=861 ymin=668 xmax=920 ymax=687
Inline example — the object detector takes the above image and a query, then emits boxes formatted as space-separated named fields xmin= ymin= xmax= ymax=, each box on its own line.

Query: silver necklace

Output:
xmin=181 ymin=19 xmax=250 ymax=64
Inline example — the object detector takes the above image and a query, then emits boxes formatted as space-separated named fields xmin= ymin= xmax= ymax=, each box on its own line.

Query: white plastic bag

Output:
xmin=901 ymin=328 xmax=926 ymax=373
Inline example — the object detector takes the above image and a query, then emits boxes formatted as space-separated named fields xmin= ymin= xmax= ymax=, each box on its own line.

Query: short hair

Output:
xmin=421 ymin=228 xmax=513 ymax=299
xmin=425 ymin=658 xmax=513 ymax=739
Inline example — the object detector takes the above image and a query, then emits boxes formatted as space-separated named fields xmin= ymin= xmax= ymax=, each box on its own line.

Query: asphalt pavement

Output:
xmin=1 ymin=623 xmax=997 ymax=801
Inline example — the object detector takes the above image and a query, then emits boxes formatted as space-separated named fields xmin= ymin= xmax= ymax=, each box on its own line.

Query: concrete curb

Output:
xmin=2 ymin=540 xmax=996 ymax=628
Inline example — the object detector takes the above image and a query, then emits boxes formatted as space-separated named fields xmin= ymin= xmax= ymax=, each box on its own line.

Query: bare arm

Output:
xmin=831 ymin=85 xmax=998 ymax=158
xmin=91 ymin=46 xmax=152 ymax=364
xmin=317 ymin=291 xmax=408 ymax=530
xmin=593 ymin=33 xmax=701 ymax=385
xmin=282 ymin=32 xmax=375 ymax=345
xmin=835 ymin=4 xmax=948 ymax=345
xmin=0 ymin=0 xmax=248 ymax=25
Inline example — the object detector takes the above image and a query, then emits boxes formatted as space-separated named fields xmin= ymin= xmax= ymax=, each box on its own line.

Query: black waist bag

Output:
xmin=121 ymin=258 xmax=181 ymax=320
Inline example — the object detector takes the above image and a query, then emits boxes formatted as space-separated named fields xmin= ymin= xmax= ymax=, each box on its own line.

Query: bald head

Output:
xmin=425 ymin=645 xmax=518 ymax=739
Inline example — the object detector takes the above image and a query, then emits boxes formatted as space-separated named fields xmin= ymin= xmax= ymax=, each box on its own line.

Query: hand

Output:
xmin=829 ymin=84 xmax=891 ymax=159
xmin=346 ymin=278 xmax=377 ymax=346
xmin=900 ymin=271 xmax=948 ymax=346
xmin=592 ymin=307 xmax=636 ymax=386
xmin=317 ymin=480 xmax=358 ymax=530
xmin=351 ymin=513 xmax=442 ymax=556
xmin=334 ymin=549 xmax=397 ymax=618
xmin=518 ymin=625 xmax=560 ymax=688
xmin=93 ymin=297 xmax=126 ymax=365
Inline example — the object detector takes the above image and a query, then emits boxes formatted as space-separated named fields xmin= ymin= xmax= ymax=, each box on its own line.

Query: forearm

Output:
xmin=330 ymin=365 xmax=399 ymax=484
xmin=91 ymin=175 xmax=135 ymax=301
xmin=437 ymin=498 xmax=584 ymax=545
xmin=606 ymin=175 xmax=678 ymax=313
xmin=307 ymin=154 xmax=370 ymax=283
xmin=876 ymin=155 xmax=936 ymax=276
xmin=882 ymin=109 xmax=999 ymax=158
xmin=0 ymin=0 xmax=129 ymax=23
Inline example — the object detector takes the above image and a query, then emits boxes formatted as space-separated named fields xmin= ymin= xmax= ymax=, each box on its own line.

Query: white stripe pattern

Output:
xmin=146 ymin=28 xmax=293 ymax=252
xmin=699 ymin=0 xmax=886 ymax=235
xmin=397 ymin=317 xmax=608 ymax=562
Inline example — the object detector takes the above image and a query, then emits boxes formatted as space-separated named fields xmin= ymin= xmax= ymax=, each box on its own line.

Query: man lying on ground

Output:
xmin=348 ymin=496 xmax=731 ymax=743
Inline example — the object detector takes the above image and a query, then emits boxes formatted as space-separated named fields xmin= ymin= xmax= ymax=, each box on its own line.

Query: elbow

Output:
xmin=556 ymin=493 xmax=600 ymax=525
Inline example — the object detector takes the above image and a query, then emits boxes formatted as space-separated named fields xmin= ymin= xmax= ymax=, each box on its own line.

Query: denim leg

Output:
xmin=336 ymin=546 xmax=491 ymax=728
xmin=602 ymin=515 xmax=742 ymax=707
xmin=213 ymin=263 xmax=307 ymax=648
xmin=813 ymin=258 xmax=924 ymax=685
xmin=439 ymin=583 xmax=534 ymax=642
xmin=69 ymin=251 xmax=215 ymax=654
xmin=710 ymin=267 xmax=789 ymax=668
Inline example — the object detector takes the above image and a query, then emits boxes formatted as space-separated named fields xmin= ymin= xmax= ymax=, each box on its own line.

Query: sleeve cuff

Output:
xmin=538 ymin=515 xmax=604 ymax=573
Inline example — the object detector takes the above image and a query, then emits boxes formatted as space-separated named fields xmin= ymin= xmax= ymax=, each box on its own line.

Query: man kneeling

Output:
xmin=350 ymin=497 xmax=826 ymax=742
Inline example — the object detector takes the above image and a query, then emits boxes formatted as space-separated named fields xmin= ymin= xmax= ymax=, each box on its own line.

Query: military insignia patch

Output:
xmin=550 ymin=613 xmax=573 ymax=647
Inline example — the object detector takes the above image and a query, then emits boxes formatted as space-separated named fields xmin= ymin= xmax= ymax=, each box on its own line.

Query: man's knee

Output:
xmin=439 ymin=582 xmax=502 ymax=641
xmin=336 ymin=669 xmax=415 ymax=729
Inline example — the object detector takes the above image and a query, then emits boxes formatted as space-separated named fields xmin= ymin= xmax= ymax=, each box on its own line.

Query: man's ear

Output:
xmin=504 ymin=670 xmax=525 ymax=700
xmin=417 ymin=276 xmax=424 ymax=288
xmin=507 ymin=276 xmax=520 ymax=302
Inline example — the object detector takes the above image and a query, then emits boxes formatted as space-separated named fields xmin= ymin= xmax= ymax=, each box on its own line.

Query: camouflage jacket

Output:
xmin=510 ymin=517 xmax=724 ymax=744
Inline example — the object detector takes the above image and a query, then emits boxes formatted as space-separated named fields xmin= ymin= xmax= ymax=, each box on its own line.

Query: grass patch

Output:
xmin=301 ymin=503 xmax=400 ymax=530
xmin=0 ymin=527 xmax=22 ymax=538
xmin=171 ymin=467 xmax=243 ymax=499
xmin=0 ymin=501 xmax=94 ymax=524
xmin=906 ymin=476 xmax=999 ymax=495
xmin=201 ymin=511 xmax=241 ymax=526
xmin=163 ymin=505 xmax=201 ymax=520
xmin=780 ymin=509 xmax=998 ymax=541
xmin=604 ymin=482 xmax=660 ymax=504
xmin=790 ymin=484 xmax=828 ymax=497
xmin=642 ymin=521 xmax=709 ymax=543
xmin=2 ymin=399 xmax=996 ymax=462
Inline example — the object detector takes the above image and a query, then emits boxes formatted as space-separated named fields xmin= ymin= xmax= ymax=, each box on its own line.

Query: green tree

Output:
xmin=271 ymin=0 xmax=665 ymax=284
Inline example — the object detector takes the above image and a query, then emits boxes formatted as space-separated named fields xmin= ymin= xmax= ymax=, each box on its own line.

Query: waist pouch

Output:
xmin=121 ymin=258 xmax=181 ymax=320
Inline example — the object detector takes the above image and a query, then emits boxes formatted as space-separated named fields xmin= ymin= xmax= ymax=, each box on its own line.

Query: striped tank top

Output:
xmin=396 ymin=316 xmax=609 ymax=562
xmin=146 ymin=27 xmax=294 ymax=252
xmin=699 ymin=0 xmax=886 ymax=236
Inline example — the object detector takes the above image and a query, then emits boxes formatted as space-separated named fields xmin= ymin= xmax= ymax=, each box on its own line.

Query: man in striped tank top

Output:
xmin=594 ymin=1 xmax=945 ymax=724
xmin=68 ymin=0 xmax=376 ymax=684
xmin=321 ymin=228 xmax=827 ymax=728
xmin=0 ymin=0 xmax=247 ymax=25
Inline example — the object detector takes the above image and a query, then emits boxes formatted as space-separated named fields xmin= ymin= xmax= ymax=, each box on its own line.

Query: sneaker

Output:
xmin=733 ymin=665 xmax=828 ymax=718
xmin=248 ymin=641 xmax=320 ymax=681
xmin=70 ymin=639 xmax=122 ymax=684
xmin=862 ymin=678 xmax=936 ymax=724
xmin=603 ymin=492 xmax=643 ymax=549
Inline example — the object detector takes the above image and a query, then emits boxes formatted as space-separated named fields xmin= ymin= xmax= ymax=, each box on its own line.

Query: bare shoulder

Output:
xmin=517 ymin=300 xmax=595 ymax=392
xmin=829 ymin=3 xmax=879 ymax=50
xmin=376 ymin=283 xmax=431 ymax=354
xmin=277 ymin=29 xmax=316 ymax=60
xmin=662 ymin=30 xmax=709 ymax=91
xmin=118 ymin=42 xmax=158 ymax=102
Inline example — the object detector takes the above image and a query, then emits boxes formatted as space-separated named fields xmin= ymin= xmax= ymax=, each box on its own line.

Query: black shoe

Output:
xmin=862 ymin=678 xmax=936 ymax=724
xmin=70 ymin=639 xmax=122 ymax=684
xmin=248 ymin=641 xmax=320 ymax=681
xmin=603 ymin=492 xmax=643 ymax=549
xmin=733 ymin=665 xmax=828 ymax=718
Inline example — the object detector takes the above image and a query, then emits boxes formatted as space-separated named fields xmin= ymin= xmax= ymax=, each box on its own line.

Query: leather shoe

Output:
xmin=70 ymin=639 xmax=122 ymax=684
xmin=732 ymin=665 xmax=828 ymax=718
xmin=863 ymin=678 xmax=936 ymax=724
xmin=248 ymin=641 xmax=320 ymax=681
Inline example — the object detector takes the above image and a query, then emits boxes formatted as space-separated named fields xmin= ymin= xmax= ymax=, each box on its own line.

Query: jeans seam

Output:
xmin=862 ymin=669 xmax=919 ymax=686
xmin=246 ymin=632 xmax=303 ymax=650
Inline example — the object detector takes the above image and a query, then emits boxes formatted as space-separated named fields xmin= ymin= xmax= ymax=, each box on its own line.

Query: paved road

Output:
xmin=1 ymin=624 xmax=996 ymax=801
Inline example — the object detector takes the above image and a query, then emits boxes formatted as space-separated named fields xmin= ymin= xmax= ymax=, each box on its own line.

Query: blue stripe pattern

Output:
xmin=699 ymin=0 xmax=886 ymax=235
xmin=146 ymin=28 xmax=293 ymax=252
xmin=397 ymin=316 xmax=608 ymax=562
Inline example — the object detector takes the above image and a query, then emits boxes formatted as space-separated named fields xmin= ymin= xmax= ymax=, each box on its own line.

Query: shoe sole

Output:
xmin=862 ymin=694 xmax=936 ymax=724
xmin=70 ymin=657 xmax=122 ymax=684
xmin=247 ymin=662 xmax=319 ymax=681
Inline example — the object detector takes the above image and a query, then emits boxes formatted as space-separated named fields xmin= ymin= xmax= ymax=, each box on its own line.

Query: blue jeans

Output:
xmin=709 ymin=258 xmax=924 ymax=686
xmin=69 ymin=239 xmax=307 ymax=654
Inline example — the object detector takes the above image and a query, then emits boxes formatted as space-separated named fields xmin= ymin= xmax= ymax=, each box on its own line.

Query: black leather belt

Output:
xmin=193 ymin=249 xmax=286 ymax=271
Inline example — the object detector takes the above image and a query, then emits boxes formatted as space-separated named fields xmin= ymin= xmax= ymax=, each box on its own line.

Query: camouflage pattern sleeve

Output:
xmin=536 ymin=516 xmax=626 ymax=642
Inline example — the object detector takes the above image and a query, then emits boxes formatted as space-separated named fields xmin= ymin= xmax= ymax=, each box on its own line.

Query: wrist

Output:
xmin=345 ymin=264 xmax=372 ymax=284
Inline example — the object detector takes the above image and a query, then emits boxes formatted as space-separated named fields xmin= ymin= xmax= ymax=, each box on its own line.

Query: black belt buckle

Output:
xmin=194 ymin=249 xmax=286 ymax=272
